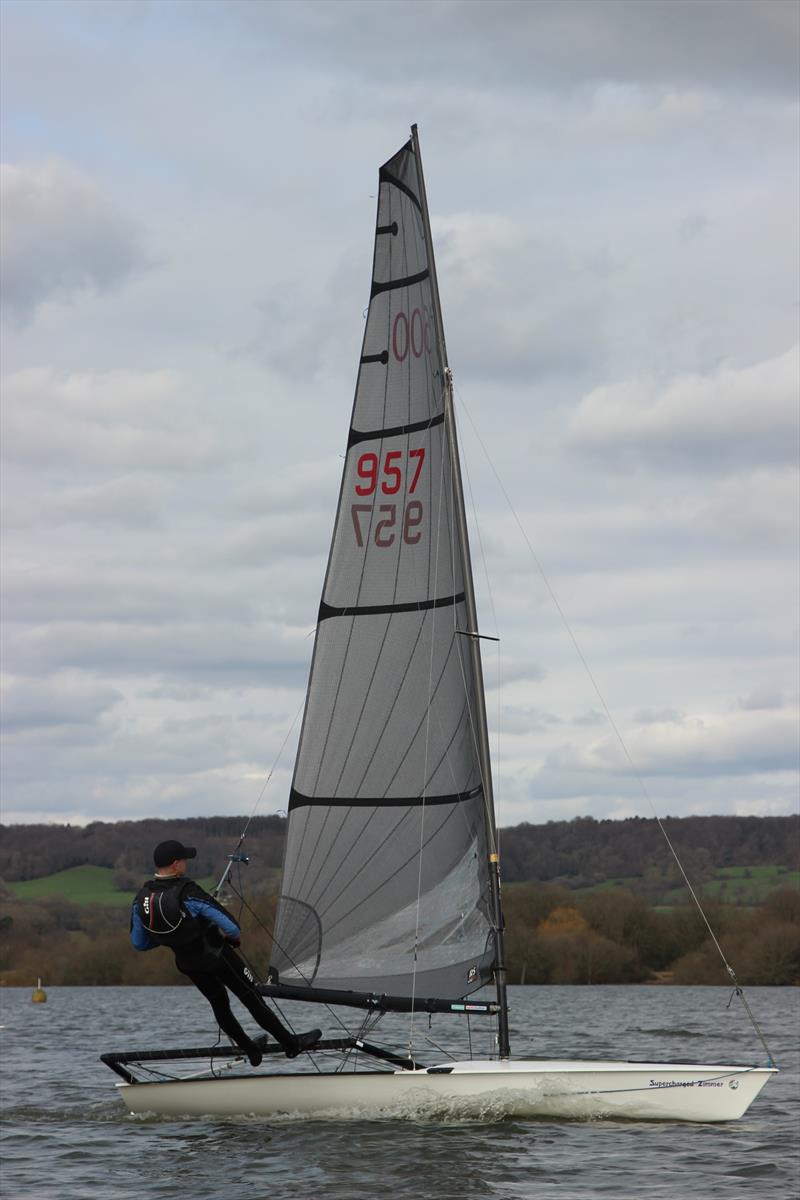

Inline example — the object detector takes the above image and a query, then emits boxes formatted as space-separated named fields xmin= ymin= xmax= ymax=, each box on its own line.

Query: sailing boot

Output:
xmin=241 ymin=1036 xmax=267 ymax=1067
xmin=283 ymin=1028 xmax=322 ymax=1058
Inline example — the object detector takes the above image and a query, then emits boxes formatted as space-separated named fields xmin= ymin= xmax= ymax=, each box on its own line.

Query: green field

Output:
xmin=6 ymin=865 xmax=217 ymax=907
xmin=572 ymin=864 xmax=798 ymax=907
xmin=668 ymin=865 xmax=799 ymax=906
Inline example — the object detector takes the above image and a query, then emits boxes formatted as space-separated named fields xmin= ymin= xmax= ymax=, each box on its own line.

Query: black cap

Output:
xmin=153 ymin=839 xmax=197 ymax=868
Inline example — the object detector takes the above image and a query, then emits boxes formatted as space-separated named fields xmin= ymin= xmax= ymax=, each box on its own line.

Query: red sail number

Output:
xmin=392 ymin=308 xmax=431 ymax=361
xmin=351 ymin=502 xmax=425 ymax=548
xmin=355 ymin=449 xmax=425 ymax=496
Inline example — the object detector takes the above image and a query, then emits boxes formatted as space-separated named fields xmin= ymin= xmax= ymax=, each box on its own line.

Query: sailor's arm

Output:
xmin=183 ymin=897 xmax=242 ymax=943
xmin=130 ymin=902 xmax=157 ymax=951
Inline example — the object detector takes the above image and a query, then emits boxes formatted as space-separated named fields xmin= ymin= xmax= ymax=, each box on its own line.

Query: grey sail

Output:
xmin=270 ymin=136 xmax=496 ymax=1000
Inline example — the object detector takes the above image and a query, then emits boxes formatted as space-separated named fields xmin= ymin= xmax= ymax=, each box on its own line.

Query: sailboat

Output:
xmin=102 ymin=126 xmax=775 ymax=1121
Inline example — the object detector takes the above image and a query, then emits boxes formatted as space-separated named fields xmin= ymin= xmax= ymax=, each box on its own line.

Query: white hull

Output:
xmin=117 ymin=1058 xmax=775 ymax=1122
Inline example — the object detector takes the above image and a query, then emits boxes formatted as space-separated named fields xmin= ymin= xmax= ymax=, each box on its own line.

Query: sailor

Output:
xmin=130 ymin=839 xmax=320 ymax=1066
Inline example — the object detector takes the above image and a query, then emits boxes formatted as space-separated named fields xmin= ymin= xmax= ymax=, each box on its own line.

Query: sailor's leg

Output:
xmin=218 ymin=947 xmax=320 ymax=1055
xmin=183 ymin=969 xmax=263 ymax=1065
xmin=217 ymin=947 xmax=292 ymax=1041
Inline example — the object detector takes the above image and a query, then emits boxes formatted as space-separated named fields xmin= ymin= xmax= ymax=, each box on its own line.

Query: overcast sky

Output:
xmin=1 ymin=0 xmax=798 ymax=833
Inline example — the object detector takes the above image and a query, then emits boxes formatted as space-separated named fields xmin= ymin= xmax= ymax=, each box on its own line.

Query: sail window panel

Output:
xmin=354 ymin=285 xmax=445 ymax=434
xmin=273 ymin=802 xmax=495 ymax=996
xmin=293 ymin=608 xmax=482 ymax=804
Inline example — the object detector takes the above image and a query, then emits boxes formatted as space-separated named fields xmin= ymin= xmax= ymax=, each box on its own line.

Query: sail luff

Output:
xmin=409 ymin=124 xmax=511 ymax=1056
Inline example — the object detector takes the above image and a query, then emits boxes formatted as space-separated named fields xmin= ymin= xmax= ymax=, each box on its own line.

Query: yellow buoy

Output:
xmin=31 ymin=977 xmax=47 ymax=1003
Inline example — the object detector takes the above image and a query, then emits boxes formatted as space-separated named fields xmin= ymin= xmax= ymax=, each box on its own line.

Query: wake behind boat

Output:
xmin=102 ymin=126 xmax=776 ymax=1122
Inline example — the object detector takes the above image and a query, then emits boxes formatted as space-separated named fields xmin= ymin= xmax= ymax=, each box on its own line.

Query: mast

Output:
xmin=410 ymin=124 xmax=511 ymax=1058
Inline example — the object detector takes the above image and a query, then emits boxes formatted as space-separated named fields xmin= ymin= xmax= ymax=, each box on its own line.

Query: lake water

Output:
xmin=1 ymin=985 xmax=797 ymax=1200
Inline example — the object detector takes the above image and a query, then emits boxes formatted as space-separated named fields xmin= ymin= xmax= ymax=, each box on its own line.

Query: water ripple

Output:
xmin=1 ymin=985 xmax=797 ymax=1200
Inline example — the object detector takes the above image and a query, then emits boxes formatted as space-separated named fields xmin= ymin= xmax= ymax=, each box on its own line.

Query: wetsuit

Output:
xmin=130 ymin=877 xmax=294 ymax=1058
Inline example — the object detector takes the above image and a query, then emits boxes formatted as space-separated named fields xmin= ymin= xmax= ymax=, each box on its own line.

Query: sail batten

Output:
xmin=270 ymin=134 xmax=497 ymax=1000
xmin=289 ymin=786 xmax=482 ymax=810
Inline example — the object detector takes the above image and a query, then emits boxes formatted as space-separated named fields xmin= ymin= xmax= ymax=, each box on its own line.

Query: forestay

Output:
xmin=270 ymin=137 xmax=496 ymax=1000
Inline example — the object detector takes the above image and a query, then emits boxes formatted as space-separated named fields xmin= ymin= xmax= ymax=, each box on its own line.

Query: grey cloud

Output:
xmin=2 ymin=475 xmax=169 ymax=531
xmin=235 ymin=459 xmax=342 ymax=518
xmin=0 ymin=1 xmax=796 ymax=826
xmin=737 ymin=687 xmax=786 ymax=712
xmin=0 ymin=161 xmax=149 ymax=322
xmin=438 ymin=216 xmax=610 ymax=382
xmin=544 ymin=708 xmax=800 ymax=779
xmin=566 ymin=347 xmax=800 ymax=473
xmin=227 ymin=0 xmax=799 ymax=95
xmin=634 ymin=708 xmax=685 ymax=726
xmin=1 ymin=368 xmax=238 ymax=472
xmin=573 ymin=710 xmax=607 ymax=727
xmin=493 ymin=705 xmax=562 ymax=736
xmin=1 ymin=674 xmax=122 ymax=732
xmin=7 ymin=620 xmax=311 ymax=689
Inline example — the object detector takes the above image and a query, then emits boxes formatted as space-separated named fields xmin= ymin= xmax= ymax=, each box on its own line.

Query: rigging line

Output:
xmin=410 ymin=392 xmax=448 ymax=1051
xmin=213 ymin=693 xmax=308 ymax=897
xmin=307 ymin=806 xmax=414 ymax=924
xmin=420 ymin=1032 xmax=457 ymax=1061
xmin=303 ymin=643 xmax=466 ymax=920
xmin=442 ymin=396 xmax=498 ymax=857
xmin=319 ymin=804 xmax=460 ymax=936
xmin=454 ymin=387 xmax=777 ymax=1067
xmin=347 ymin=610 xmax=430 ymax=796
xmin=301 ymin=472 xmax=460 ymax=912
xmin=378 ymin=636 xmax=460 ymax=790
xmin=456 ymin=400 xmax=502 ymax=841
xmin=226 ymin=880 xmax=358 ymax=1042
xmin=305 ymin=708 xmax=476 ymax=925
xmin=448 ymin=462 xmax=497 ymax=859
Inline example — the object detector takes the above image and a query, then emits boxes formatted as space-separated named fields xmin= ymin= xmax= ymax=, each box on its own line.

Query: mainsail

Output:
xmin=270 ymin=131 xmax=500 ymax=1005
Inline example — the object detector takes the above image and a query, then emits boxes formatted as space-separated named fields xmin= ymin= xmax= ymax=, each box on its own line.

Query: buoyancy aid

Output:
xmin=134 ymin=877 xmax=206 ymax=948
xmin=133 ymin=878 xmax=233 ymax=971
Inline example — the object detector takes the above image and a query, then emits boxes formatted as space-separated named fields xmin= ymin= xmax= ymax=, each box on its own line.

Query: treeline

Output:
xmin=503 ymin=883 xmax=800 ymax=986
xmin=0 ymin=816 xmax=286 ymax=888
xmin=1 ymin=814 xmax=797 ymax=890
xmin=498 ymin=815 xmax=799 ymax=891
xmin=1 ymin=882 xmax=798 ymax=988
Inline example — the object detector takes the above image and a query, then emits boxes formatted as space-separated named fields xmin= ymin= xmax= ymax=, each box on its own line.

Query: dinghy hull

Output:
xmin=117 ymin=1059 xmax=775 ymax=1122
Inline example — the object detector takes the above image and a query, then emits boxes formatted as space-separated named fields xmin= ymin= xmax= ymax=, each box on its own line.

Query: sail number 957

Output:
xmin=351 ymin=449 xmax=425 ymax=548
xmin=351 ymin=501 xmax=423 ymax=547
xmin=355 ymin=449 xmax=425 ymax=496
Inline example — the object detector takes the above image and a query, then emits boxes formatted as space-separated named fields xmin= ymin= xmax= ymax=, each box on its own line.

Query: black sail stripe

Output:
xmin=376 ymin=222 xmax=398 ymax=236
xmin=379 ymin=168 xmax=421 ymax=212
xmin=360 ymin=350 xmax=389 ymax=365
xmin=318 ymin=591 xmax=465 ymax=621
xmin=289 ymin=785 xmax=482 ymax=811
xmin=370 ymin=268 xmax=428 ymax=298
xmin=348 ymin=411 xmax=444 ymax=448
